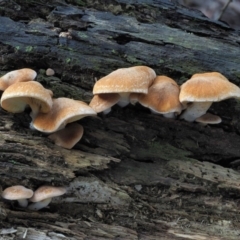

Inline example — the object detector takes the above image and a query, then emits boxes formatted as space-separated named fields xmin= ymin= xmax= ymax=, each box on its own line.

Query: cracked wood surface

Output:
xmin=1 ymin=0 xmax=240 ymax=239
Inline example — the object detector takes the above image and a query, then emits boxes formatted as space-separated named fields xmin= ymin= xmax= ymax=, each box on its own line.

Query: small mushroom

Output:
xmin=179 ymin=72 xmax=240 ymax=122
xmin=0 ymin=68 xmax=37 ymax=91
xmin=28 ymin=186 xmax=66 ymax=211
xmin=92 ymin=66 xmax=156 ymax=113
xmin=2 ymin=185 xmax=33 ymax=208
xmin=195 ymin=113 xmax=222 ymax=126
xmin=130 ymin=76 xmax=182 ymax=118
xmin=1 ymin=81 xmax=53 ymax=119
xmin=46 ymin=68 xmax=55 ymax=76
xmin=48 ymin=123 xmax=84 ymax=149
xmin=31 ymin=97 xmax=96 ymax=133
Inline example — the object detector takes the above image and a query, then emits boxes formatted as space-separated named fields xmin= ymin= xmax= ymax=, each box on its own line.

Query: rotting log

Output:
xmin=1 ymin=0 xmax=240 ymax=239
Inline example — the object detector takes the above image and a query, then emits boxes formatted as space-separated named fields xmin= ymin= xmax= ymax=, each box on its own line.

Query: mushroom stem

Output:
xmin=17 ymin=199 xmax=29 ymax=208
xmin=29 ymin=121 xmax=36 ymax=131
xmin=28 ymin=197 xmax=52 ymax=211
xmin=118 ymin=93 xmax=130 ymax=107
xmin=103 ymin=108 xmax=112 ymax=115
xmin=163 ymin=112 xmax=175 ymax=119
xmin=180 ymin=101 xmax=212 ymax=122
xmin=129 ymin=93 xmax=139 ymax=105
xmin=29 ymin=100 xmax=41 ymax=120
xmin=150 ymin=109 xmax=176 ymax=119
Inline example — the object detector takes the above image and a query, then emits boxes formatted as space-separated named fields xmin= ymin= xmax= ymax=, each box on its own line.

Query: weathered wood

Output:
xmin=1 ymin=0 xmax=240 ymax=239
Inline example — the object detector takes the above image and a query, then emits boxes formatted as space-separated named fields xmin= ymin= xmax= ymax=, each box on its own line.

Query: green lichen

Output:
xmin=59 ymin=45 xmax=75 ymax=52
xmin=70 ymin=0 xmax=86 ymax=6
xmin=109 ymin=4 xmax=122 ymax=14
xmin=66 ymin=58 xmax=71 ymax=64
xmin=125 ymin=55 xmax=142 ymax=65
xmin=233 ymin=71 xmax=240 ymax=79
xmin=15 ymin=46 xmax=20 ymax=52
xmin=111 ymin=49 xmax=117 ymax=55
xmin=77 ymin=32 xmax=88 ymax=39
xmin=25 ymin=46 xmax=33 ymax=52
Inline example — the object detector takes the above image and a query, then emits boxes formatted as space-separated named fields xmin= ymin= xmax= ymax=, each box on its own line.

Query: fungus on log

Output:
xmin=1 ymin=0 xmax=240 ymax=239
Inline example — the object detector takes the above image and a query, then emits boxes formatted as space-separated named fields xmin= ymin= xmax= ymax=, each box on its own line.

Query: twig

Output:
xmin=217 ymin=0 xmax=232 ymax=20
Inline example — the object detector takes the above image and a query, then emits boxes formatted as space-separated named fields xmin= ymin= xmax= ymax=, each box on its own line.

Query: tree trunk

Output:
xmin=1 ymin=0 xmax=240 ymax=239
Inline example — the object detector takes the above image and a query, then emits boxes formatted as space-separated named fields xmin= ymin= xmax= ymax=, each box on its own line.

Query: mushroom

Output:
xmin=195 ymin=113 xmax=222 ymax=126
xmin=46 ymin=68 xmax=55 ymax=76
xmin=0 ymin=68 xmax=37 ymax=91
xmin=2 ymin=185 xmax=33 ymax=208
xmin=89 ymin=93 xmax=120 ymax=114
xmin=48 ymin=123 xmax=84 ymax=149
xmin=92 ymin=66 xmax=156 ymax=113
xmin=28 ymin=186 xmax=66 ymax=211
xmin=31 ymin=97 xmax=96 ymax=133
xmin=179 ymin=72 xmax=240 ymax=122
xmin=130 ymin=76 xmax=182 ymax=118
xmin=1 ymin=81 xmax=53 ymax=119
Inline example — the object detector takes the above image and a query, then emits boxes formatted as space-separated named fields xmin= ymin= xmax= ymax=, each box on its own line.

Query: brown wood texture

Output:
xmin=1 ymin=0 xmax=240 ymax=239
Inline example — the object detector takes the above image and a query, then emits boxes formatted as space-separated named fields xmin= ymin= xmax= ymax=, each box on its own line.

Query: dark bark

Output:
xmin=1 ymin=0 xmax=240 ymax=239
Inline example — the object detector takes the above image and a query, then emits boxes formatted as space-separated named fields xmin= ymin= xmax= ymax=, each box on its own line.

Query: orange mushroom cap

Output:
xmin=89 ymin=93 xmax=121 ymax=114
xmin=131 ymin=76 xmax=182 ymax=116
xmin=32 ymin=97 xmax=96 ymax=133
xmin=179 ymin=72 xmax=240 ymax=103
xmin=0 ymin=68 xmax=37 ymax=91
xmin=1 ymin=81 xmax=53 ymax=115
xmin=48 ymin=123 xmax=84 ymax=149
xmin=93 ymin=66 xmax=156 ymax=95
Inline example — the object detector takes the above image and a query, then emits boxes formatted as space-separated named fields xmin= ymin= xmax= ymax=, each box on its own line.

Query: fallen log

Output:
xmin=0 ymin=0 xmax=240 ymax=239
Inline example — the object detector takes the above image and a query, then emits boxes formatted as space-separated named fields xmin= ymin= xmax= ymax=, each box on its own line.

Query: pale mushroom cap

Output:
xmin=179 ymin=72 xmax=240 ymax=103
xmin=1 ymin=81 xmax=53 ymax=113
xmin=93 ymin=66 xmax=156 ymax=95
xmin=46 ymin=68 xmax=55 ymax=76
xmin=30 ymin=186 xmax=66 ymax=202
xmin=32 ymin=97 xmax=96 ymax=133
xmin=2 ymin=185 xmax=33 ymax=200
xmin=48 ymin=123 xmax=84 ymax=149
xmin=195 ymin=113 xmax=222 ymax=124
xmin=89 ymin=93 xmax=121 ymax=113
xmin=0 ymin=68 xmax=37 ymax=91
xmin=132 ymin=76 xmax=182 ymax=114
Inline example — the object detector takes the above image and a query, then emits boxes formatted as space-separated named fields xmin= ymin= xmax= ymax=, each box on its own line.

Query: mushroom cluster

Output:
xmin=0 ymin=68 xmax=97 ymax=149
xmin=0 ymin=67 xmax=238 ymax=151
xmin=1 ymin=185 xmax=66 ymax=210
xmin=1 ymin=66 xmax=240 ymax=212
xmin=90 ymin=69 xmax=240 ymax=125
xmin=0 ymin=66 xmax=237 ymax=149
